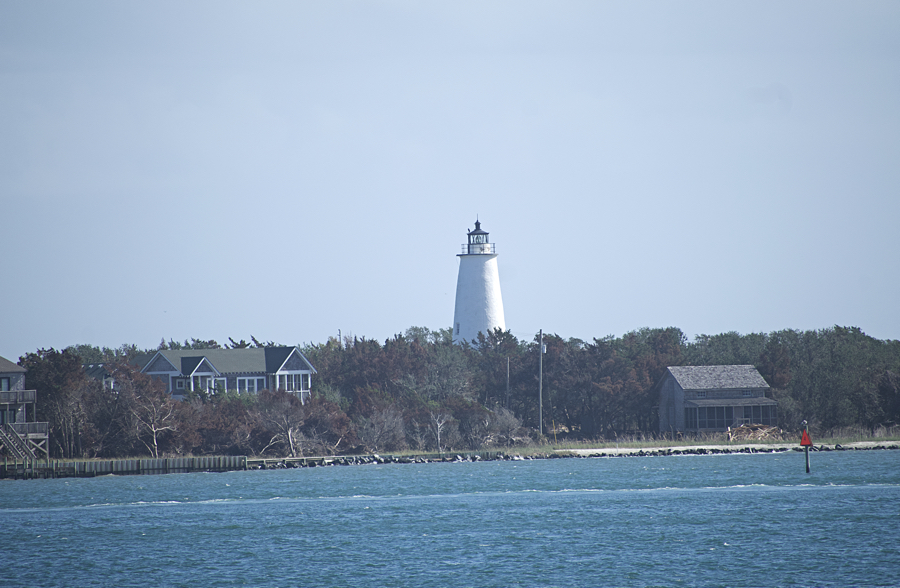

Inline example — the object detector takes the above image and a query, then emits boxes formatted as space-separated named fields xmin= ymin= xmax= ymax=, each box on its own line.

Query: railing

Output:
xmin=460 ymin=243 xmax=496 ymax=255
xmin=0 ymin=425 xmax=26 ymax=459
xmin=1 ymin=424 xmax=36 ymax=459
xmin=0 ymin=390 xmax=36 ymax=404
xmin=10 ymin=422 xmax=49 ymax=436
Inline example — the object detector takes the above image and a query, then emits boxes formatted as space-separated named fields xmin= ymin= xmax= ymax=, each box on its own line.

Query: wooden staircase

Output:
xmin=0 ymin=423 xmax=38 ymax=460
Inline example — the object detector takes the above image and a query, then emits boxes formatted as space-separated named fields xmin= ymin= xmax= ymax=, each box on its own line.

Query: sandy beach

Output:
xmin=559 ymin=440 xmax=899 ymax=456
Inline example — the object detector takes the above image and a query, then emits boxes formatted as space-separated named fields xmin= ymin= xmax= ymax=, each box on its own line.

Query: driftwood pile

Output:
xmin=727 ymin=424 xmax=781 ymax=441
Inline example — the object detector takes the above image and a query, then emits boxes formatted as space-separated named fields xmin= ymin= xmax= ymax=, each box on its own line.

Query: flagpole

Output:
xmin=539 ymin=329 xmax=543 ymax=437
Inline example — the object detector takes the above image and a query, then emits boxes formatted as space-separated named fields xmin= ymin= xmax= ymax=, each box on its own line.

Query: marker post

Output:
xmin=800 ymin=420 xmax=812 ymax=473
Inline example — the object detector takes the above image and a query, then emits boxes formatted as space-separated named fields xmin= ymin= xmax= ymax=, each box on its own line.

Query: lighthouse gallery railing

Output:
xmin=460 ymin=243 xmax=496 ymax=254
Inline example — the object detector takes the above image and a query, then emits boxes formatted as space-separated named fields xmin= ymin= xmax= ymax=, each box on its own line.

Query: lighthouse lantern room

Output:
xmin=464 ymin=220 xmax=495 ymax=255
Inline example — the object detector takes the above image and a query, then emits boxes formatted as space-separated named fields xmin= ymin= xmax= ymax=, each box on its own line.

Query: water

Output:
xmin=2 ymin=450 xmax=898 ymax=587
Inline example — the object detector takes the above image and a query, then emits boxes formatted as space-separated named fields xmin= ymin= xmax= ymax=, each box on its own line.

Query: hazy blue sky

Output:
xmin=2 ymin=1 xmax=898 ymax=361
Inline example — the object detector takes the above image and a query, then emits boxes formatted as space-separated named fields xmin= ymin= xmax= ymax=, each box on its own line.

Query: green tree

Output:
xmin=470 ymin=328 xmax=523 ymax=408
xmin=685 ymin=331 xmax=766 ymax=366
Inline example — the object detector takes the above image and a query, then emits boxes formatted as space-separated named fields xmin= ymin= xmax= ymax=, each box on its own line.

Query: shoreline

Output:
xmin=556 ymin=440 xmax=900 ymax=457
xmin=4 ymin=441 xmax=898 ymax=479
xmin=262 ymin=440 xmax=900 ymax=467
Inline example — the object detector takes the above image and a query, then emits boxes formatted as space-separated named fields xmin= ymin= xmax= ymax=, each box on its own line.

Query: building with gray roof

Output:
xmin=0 ymin=354 xmax=49 ymax=460
xmin=138 ymin=346 xmax=316 ymax=402
xmin=0 ymin=355 xmax=26 ymax=392
xmin=658 ymin=365 xmax=777 ymax=434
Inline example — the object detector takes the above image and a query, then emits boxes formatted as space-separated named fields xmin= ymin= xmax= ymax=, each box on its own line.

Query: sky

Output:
xmin=1 ymin=1 xmax=899 ymax=362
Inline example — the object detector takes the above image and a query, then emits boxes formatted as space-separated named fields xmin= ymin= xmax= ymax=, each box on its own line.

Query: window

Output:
xmin=238 ymin=377 xmax=266 ymax=393
xmin=742 ymin=390 xmax=752 ymax=397
xmin=176 ymin=380 xmax=185 ymax=390
xmin=696 ymin=391 xmax=707 ymax=399
xmin=0 ymin=377 xmax=9 ymax=391
xmin=685 ymin=407 xmax=696 ymax=429
xmin=279 ymin=374 xmax=302 ymax=391
xmin=691 ymin=406 xmax=733 ymax=430
xmin=277 ymin=373 xmax=309 ymax=392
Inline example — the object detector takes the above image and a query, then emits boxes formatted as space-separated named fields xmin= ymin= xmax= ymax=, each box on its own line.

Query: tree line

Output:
xmin=16 ymin=325 xmax=900 ymax=459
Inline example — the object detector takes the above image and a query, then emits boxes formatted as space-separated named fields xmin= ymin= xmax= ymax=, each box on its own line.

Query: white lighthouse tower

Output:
xmin=452 ymin=220 xmax=506 ymax=344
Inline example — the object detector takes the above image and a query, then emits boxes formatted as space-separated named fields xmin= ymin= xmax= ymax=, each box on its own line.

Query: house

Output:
xmin=0 ymin=354 xmax=49 ymax=460
xmin=137 ymin=346 xmax=317 ymax=401
xmin=0 ymin=354 xmax=26 ymax=394
xmin=83 ymin=363 xmax=116 ymax=389
xmin=658 ymin=365 xmax=777 ymax=434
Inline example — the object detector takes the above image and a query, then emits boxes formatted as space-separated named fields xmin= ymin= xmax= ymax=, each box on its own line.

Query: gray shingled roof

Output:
xmin=178 ymin=356 xmax=209 ymax=375
xmin=667 ymin=365 xmax=769 ymax=391
xmin=141 ymin=347 xmax=316 ymax=376
xmin=83 ymin=364 xmax=112 ymax=380
xmin=0 ymin=355 xmax=26 ymax=373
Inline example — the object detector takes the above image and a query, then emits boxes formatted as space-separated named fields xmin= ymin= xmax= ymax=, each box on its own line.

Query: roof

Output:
xmin=468 ymin=219 xmax=488 ymax=235
xmin=0 ymin=355 xmax=26 ymax=374
xmin=139 ymin=346 xmax=316 ymax=376
xmin=83 ymin=364 xmax=111 ymax=380
xmin=179 ymin=356 xmax=214 ymax=376
xmin=666 ymin=365 xmax=769 ymax=391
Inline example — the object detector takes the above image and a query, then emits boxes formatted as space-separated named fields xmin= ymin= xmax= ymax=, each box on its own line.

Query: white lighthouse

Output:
xmin=452 ymin=220 xmax=506 ymax=344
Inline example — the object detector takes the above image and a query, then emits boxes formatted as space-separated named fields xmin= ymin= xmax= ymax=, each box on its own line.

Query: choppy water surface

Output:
xmin=2 ymin=450 xmax=898 ymax=587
